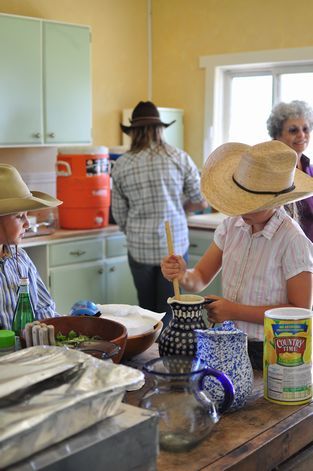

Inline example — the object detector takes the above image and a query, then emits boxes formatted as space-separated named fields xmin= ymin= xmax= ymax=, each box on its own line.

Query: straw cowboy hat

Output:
xmin=201 ymin=140 xmax=313 ymax=216
xmin=120 ymin=101 xmax=175 ymax=135
xmin=0 ymin=164 xmax=62 ymax=216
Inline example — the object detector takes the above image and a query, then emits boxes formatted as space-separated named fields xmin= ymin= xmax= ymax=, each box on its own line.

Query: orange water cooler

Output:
xmin=56 ymin=146 xmax=110 ymax=229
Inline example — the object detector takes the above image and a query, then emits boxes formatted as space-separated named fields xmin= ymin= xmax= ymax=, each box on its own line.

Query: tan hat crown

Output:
xmin=0 ymin=164 xmax=32 ymax=200
xmin=200 ymin=140 xmax=313 ymax=216
xmin=233 ymin=141 xmax=297 ymax=194
xmin=0 ymin=164 xmax=61 ymax=216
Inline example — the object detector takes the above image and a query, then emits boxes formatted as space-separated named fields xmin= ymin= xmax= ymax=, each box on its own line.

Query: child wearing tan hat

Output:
xmin=0 ymin=164 xmax=62 ymax=330
xmin=161 ymin=140 xmax=313 ymax=369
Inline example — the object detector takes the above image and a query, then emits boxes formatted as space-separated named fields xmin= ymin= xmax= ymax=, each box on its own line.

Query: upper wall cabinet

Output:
xmin=0 ymin=14 xmax=92 ymax=146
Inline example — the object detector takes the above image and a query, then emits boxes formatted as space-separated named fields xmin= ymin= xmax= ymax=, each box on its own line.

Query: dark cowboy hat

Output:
xmin=120 ymin=101 xmax=175 ymax=135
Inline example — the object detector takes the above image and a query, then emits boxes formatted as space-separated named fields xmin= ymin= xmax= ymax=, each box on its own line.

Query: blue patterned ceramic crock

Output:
xmin=158 ymin=295 xmax=211 ymax=357
xmin=195 ymin=321 xmax=254 ymax=411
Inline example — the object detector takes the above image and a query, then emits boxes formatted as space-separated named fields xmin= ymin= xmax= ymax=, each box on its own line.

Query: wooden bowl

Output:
xmin=41 ymin=316 xmax=127 ymax=363
xmin=122 ymin=321 xmax=163 ymax=360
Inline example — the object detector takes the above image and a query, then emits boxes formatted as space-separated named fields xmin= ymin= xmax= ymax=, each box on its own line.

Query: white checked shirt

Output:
xmin=0 ymin=247 xmax=59 ymax=330
xmin=111 ymin=143 xmax=204 ymax=265
xmin=214 ymin=207 xmax=313 ymax=341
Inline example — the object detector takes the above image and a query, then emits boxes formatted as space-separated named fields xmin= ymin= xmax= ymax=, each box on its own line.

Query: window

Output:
xmin=200 ymin=47 xmax=313 ymax=162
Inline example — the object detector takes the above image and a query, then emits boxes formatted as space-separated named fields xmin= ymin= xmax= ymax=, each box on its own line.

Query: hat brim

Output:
xmin=0 ymin=191 xmax=62 ymax=216
xmin=201 ymin=143 xmax=313 ymax=216
xmin=120 ymin=119 xmax=175 ymax=135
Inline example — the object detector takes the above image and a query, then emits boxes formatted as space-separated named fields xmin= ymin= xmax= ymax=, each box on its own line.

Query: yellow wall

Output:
xmin=152 ymin=0 xmax=313 ymax=165
xmin=0 ymin=0 xmax=148 ymax=147
xmin=1 ymin=0 xmax=313 ymax=167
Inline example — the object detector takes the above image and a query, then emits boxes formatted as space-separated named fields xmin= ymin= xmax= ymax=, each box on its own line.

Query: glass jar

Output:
xmin=140 ymin=355 xmax=234 ymax=452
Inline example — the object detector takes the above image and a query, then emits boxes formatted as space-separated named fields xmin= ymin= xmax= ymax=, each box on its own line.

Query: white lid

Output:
xmin=58 ymin=146 xmax=108 ymax=155
xmin=19 ymin=277 xmax=30 ymax=286
xmin=109 ymin=146 xmax=128 ymax=154
xmin=265 ymin=307 xmax=313 ymax=320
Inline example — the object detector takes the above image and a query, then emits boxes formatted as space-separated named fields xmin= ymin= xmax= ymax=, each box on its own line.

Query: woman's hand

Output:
xmin=204 ymin=295 xmax=238 ymax=323
xmin=161 ymin=255 xmax=187 ymax=282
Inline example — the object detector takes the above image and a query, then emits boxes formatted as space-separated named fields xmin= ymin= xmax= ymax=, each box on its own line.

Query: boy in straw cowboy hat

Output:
xmin=0 ymin=164 xmax=62 ymax=331
xmin=112 ymin=101 xmax=207 ymax=327
xmin=161 ymin=140 xmax=313 ymax=369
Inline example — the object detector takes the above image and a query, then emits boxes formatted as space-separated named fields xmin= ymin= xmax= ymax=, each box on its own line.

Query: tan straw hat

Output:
xmin=0 ymin=164 xmax=62 ymax=216
xmin=201 ymin=140 xmax=313 ymax=216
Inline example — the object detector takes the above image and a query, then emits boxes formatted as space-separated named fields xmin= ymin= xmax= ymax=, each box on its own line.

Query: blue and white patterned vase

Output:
xmin=158 ymin=295 xmax=209 ymax=357
xmin=195 ymin=321 xmax=254 ymax=411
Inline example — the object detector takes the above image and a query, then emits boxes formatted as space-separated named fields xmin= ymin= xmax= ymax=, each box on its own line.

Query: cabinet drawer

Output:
xmin=106 ymin=234 xmax=128 ymax=257
xmin=49 ymin=239 xmax=104 ymax=266
xmin=188 ymin=229 xmax=215 ymax=255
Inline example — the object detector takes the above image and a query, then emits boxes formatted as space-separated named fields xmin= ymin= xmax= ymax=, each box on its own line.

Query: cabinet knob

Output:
xmin=48 ymin=132 xmax=55 ymax=138
xmin=190 ymin=244 xmax=198 ymax=248
xmin=98 ymin=268 xmax=104 ymax=274
xmin=33 ymin=132 xmax=41 ymax=138
xmin=109 ymin=266 xmax=116 ymax=272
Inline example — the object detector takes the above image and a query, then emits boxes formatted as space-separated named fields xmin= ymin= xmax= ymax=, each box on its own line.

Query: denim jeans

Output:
xmin=128 ymin=251 xmax=188 ymax=329
xmin=248 ymin=340 xmax=263 ymax=370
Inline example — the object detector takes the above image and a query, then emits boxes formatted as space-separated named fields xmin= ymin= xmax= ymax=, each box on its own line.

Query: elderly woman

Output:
xmin=267 ymin=100 xmax=313 ymax=241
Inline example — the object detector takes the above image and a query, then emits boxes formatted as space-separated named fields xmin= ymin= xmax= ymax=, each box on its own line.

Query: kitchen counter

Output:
xmin=126 ymin=345 xmax=313 ymax=470
xmin=20 ymin=225 xmax=121 ymax=248
xmin=20 ymin=214 xmax=223 ymax=249
xmin=187 ymin=212 xmax=227 ymax=230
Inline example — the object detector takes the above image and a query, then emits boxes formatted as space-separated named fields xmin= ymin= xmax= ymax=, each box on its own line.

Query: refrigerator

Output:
xmin=122 ymin=107 xmax=184 ymax=149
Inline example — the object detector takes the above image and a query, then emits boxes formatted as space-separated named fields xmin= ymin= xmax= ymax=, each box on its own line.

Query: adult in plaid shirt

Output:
xmin=112 ymin=101 xmax=207 ymax=326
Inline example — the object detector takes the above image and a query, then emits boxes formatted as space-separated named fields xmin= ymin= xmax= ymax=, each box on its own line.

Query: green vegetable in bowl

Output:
xmin=55 ymin=330 xmax=100 ymax=348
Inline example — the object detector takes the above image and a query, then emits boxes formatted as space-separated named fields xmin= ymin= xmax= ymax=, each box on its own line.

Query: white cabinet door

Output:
xmin=43 ymin=22 xmax=92 ymax=144
xmin=0 ymin=15 xmax=42 ymax=145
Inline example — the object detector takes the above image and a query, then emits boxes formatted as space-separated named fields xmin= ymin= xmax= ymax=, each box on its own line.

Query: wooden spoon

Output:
xmin=165 ymin=221 xmax=181 ymax=300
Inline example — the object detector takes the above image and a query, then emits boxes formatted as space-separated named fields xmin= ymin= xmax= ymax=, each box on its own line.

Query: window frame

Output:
xmin=199 ymin=46 xmax=313 ymax=163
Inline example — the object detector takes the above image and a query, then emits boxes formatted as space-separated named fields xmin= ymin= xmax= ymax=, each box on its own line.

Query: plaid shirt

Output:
xmin=111 ymin=143 xmax=204 ymax=264
xmin=0 ymin=247 xmax=58 ymax=330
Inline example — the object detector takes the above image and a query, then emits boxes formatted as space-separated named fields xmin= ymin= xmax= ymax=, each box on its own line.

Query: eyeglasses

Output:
xmin=287 ymin=125 xmax=311 ymax=135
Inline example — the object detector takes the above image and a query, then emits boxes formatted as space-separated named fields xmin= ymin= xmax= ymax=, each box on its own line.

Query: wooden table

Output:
xmin=124 ymin=345 xmax=313 ymax=470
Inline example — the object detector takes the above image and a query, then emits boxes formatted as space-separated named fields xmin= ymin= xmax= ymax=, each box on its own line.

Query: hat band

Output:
xmin=232 ymin=175 xmax=295 ymax=197
xmin=131 ymin=116 xmax=161 ymax=123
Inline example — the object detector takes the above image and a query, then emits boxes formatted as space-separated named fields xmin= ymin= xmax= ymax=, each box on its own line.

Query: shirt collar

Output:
xmin=0 ymin=245 xmax=11 ymax=262
xmin=234 ymin=207 xmax=286 ymax=240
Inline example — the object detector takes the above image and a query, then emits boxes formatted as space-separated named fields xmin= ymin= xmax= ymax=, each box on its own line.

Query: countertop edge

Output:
xmin=20 ymin=225 xmax=122 ymax=248
xmin=20 ymin=223 xmax=215 ymax=249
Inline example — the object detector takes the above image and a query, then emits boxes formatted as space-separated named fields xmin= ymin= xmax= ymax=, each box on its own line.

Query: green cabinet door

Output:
xmin=187 ymin=254 xmax=222 ymax=297
xmin=104 ymin=257 xmax=137 ymax=305
xmin=43 ymin=22 xmax=92 ymax=144
xmin=49 ymin=261 xmax=106 ymax=315
xmin=188 ymin=228 xmax=222 ymax=296
xmin=0 ymin=15 xmax=42 ymax=145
